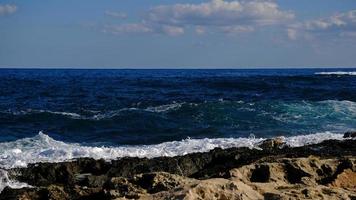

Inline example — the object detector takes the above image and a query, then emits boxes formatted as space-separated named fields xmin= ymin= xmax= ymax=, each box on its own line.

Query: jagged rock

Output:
xmin=344 ymin=131 xmax=356 ymax=138
xmin=330 ymin=169 xmax=356 ymax=189
xmin=257 ymin=137 xmax=285 ymax=150
xmin=1 ymin=139 xmax=356 ymax=200
xmin=105 ymin=177 xmax=146 ymax=199
xmin=133 ymin=172 xmax=195 ymax=193
xmin=184 ymin=178 xmax=263 ymax=200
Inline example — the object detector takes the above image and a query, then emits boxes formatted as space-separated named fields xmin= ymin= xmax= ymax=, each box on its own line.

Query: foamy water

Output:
xmin=0 ymin=131 xmax=344 ymax=169
xmin=315 ymin=71 xmax=356 ymax=76
xmin=0 ymin=169 xmax=31 ymax=193
xmin=0 ymin=131 xmax=347 ymax=193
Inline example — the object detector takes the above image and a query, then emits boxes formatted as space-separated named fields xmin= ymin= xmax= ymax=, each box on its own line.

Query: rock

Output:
xmin=184 ymin=178 xmax=263 ymax=200
xmin=257 ymin=137 xmax=285 ymax=150
xmin=105 ymin=177 xmax=146 ymax=199
xmin=0 ymin=187 xmax=42 ymax=200
xmin=344 ymin=131 xmax=356 ymax=138
xmin=2 ymin=139 xmax=356 ymax=200
xmin=0 ymin=185 xmax=71 ymax=200
xmin=134 ymin=172 xmax=194 ymax=193
xmin=330 ymin=169 xmax=356 ymax=189
xmin=264 ymin=192 xmax=284 ymax=200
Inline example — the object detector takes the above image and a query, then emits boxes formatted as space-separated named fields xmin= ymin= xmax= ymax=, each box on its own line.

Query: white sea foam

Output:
xmin=4 ymin=109 xmax=83 ymax=119
xmin=3 ymin=102 xmax=190 ymax=120
xmin=315 ymin=71 xmax=356 ymax=76
xmin=0 ymin=131 xmax=346 ymax=193
xmin=145 ymin=102 xmax=184 ymax=113
xmin=0 ymin=131 xmax=345 ymax=170
xmin=0 ymin=169 xmax=31 ymax=193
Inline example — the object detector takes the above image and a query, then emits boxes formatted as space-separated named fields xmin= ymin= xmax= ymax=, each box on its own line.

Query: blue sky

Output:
xmin=0 ymin=0 xmax=355 ymax=68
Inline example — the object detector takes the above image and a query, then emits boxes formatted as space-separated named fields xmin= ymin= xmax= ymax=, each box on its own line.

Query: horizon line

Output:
xmin=0 ymin=66 xmax=356 ymax=70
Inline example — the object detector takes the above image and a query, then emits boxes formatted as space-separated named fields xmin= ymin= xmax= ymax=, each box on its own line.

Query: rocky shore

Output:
xmin=1 ymin=135 xmax=356 ymax=200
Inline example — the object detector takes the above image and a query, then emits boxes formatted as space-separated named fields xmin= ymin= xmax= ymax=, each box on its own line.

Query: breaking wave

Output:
xmin=315 ymin=71 xmax=356 ymax=76
xmin=0 ymin=131 xmax=344 ymax=170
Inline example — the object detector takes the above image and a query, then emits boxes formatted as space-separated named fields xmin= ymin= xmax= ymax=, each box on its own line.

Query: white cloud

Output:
xmin=221 ymin=25 xmax=255 ymax=35
xmin=103 ymin=23 xmax=153 ymax=35
xmin=195 ymin=26 xmax=206 ymax=35
xmin=103 ymin=23 xmax=184 ymax=37
xmin=0 ymin=4 xmax=17 ymax=16
xmin=287 ymin=28 xmax=297 ymax=40
xmin=147 ymin=0 xmax=294 ymax=27
xmin=161 ymin=25 xmax=184 ymax=36
xmin=288 ymin=10 xmax=356 ymax=40
xmin=104 ymin=0 xmax=294 ymax=36
xmin=105 ymin=11 xmax=127 ymax=19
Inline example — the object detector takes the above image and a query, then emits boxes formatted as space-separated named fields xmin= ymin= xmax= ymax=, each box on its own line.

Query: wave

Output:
xmin=315 ymin=71 xmax=356 ymax=76
xmin=3 ymin=109 xmax=83 ymax=119
xmin=1 ymin=100 xmax=355 ymax=141
xmin=0 ymin=131 xmax=344 ymax=170
xmin=1 ymin=102 xmax=187 ymax=120
xmin=3 ymin=100 xmax=356 ymax=120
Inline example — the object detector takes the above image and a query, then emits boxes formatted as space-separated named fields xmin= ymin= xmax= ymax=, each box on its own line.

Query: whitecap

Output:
xmin=315 ymin=71 xmax=356 ymax=76
xmin=145 ymin=102 xmax=184 ymax=113
xmin=0 ymin=131 xmax=345 ymax=170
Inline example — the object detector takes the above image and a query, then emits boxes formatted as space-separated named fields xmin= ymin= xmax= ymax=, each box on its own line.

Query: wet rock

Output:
xmin=0 ymin=186 xmax=70 ymax=200
xmin=344 ymin=131 xmax=356 ymax=138
xmin=0 ymin=187 xmax=42 ymax=200
xmin=2 ymin=139 xmax=356 ymax=200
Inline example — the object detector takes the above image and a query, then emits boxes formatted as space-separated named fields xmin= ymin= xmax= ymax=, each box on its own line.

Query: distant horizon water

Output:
xmin=1 ymin=66 xmax=356 ymax=70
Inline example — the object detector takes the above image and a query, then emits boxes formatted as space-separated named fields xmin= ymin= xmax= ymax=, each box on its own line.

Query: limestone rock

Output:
xmin=2 ymin=139 xmax=356 ymax=200
xmin=257 ymin=137 xmax=285 ymax=150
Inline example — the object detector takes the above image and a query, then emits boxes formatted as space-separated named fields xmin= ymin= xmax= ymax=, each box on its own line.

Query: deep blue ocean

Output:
xmin=0 ymin=68 xmax=355 ymax=168
xmin=1 ymin=68 xmax=356 ymax=145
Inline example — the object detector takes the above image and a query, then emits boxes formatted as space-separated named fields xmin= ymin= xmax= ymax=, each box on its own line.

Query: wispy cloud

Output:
xmin=0 ymin=4 xmax=17 ymax=16
xmin=105 ymin=11 xmax=127 ymax=19
xmin=104 ymin=0 xmax=294 ymax=36
xmin=288 ymin=10 xmax=356 ymax=40
xmin=103 ymin=23 xmax=153 ymax=34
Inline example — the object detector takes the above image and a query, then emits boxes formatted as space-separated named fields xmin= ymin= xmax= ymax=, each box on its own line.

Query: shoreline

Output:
xmin=1 ymin=136 xmax=355 ymax=199
xmin=0 ymin=131 xmax=345 ymax=170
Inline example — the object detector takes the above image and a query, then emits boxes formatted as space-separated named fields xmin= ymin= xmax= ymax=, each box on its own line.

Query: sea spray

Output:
xmin=0 ymin=131 xmax=344 ymax=170
xmin=0 ymin=169 xmax=31 ymax=193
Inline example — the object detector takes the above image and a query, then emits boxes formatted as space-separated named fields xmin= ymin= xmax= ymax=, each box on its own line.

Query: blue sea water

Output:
xmin=0 ymin=68 xmax=355 ymax=169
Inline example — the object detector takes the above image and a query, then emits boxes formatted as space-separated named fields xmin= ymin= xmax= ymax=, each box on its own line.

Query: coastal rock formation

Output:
xmin=1 ymin=139 xmax=356 ymax=199
xmin=344 ymin=131 xmax=356 ymax=138
xmin=256 ymin=137 xmax=285 ymax=150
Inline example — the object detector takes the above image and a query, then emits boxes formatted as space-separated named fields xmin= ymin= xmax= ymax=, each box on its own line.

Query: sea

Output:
xmin=0 ymin=68 xmax=355 ymax=170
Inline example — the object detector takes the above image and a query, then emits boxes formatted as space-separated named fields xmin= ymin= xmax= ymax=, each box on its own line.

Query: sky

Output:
xmin=0 ymin=0 xmax=356 ymax=68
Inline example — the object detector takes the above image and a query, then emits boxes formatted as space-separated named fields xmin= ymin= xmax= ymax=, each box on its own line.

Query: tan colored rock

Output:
xmin=106 ymin=177 xmax=147 ymax=199
xmin=2 ymin=155 xmax=356 ymax=200
xmin=230 ymin=156 xmax=356 ymax=200
xmin=46 ymin=185 xmax=70 ymax=200
xmin=257 ymin=137 xmax=285 ymax=150
xmin=134 ymin=172 xmax=196 ymax=193
xmin=184 ymin=178 xmax=263 ymax=200
xmin=330 ymin=169 xmax=356 ymax=189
